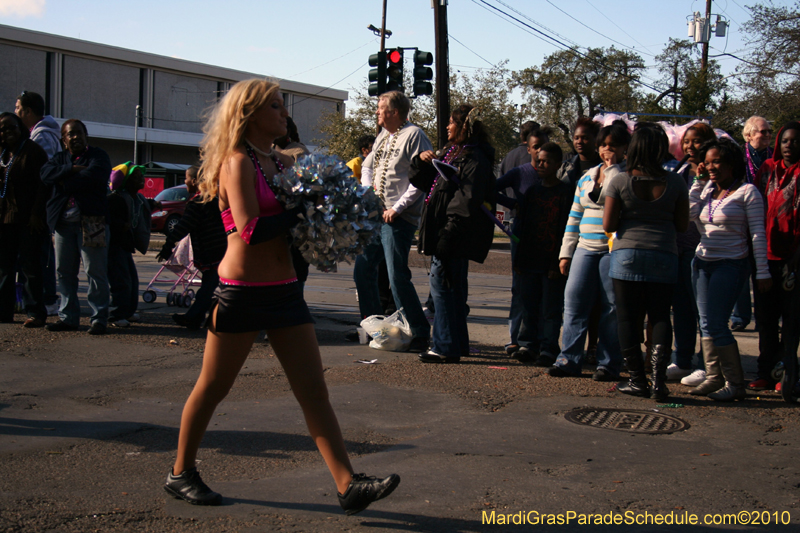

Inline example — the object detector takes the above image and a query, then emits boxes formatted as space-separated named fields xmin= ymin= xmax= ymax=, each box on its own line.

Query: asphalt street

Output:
xmin=0 ymin=248 xmax=798 ymax=532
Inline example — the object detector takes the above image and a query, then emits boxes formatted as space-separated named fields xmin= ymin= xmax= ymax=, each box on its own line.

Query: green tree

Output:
xmin=735 ymin=0 xmax=800 ymax=127
xmin=313 ymin=88 xmax=377 ymax=161
xmin=511 ymin=46 xmax=646 ymax=139
xmin=638 ymin=38 xmax=727 ymax=120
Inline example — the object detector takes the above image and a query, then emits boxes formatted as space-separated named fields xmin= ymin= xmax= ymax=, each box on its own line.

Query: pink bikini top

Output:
xmin=221 ymin=147 xmax=285 ymax=241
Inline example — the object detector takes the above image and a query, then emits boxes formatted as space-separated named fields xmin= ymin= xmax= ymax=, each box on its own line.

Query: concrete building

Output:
xmin=0 ymin=24 xmax=347 ymax=191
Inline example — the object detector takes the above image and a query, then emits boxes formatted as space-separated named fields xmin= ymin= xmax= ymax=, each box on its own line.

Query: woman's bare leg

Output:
xmin=267 ymin=323 xmax=354 ymax=494
xmin=173 ymin=314 xmax=258 ymax=475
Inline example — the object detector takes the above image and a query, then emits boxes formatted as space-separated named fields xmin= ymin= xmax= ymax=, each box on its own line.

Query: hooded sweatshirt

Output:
xmin=30 ymin=116 xmax=61 ymax=160
xmin=754 ymin=123 xmax=800 ymax=261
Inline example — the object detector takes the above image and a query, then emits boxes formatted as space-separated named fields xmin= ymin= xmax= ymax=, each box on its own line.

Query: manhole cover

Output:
xmin=565 ymin=408 xmax=690 ymax=434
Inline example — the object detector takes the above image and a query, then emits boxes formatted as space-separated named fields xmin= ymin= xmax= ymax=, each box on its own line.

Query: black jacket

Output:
xmin=0 ymin=139 xmax=48 ymax=228
xmin=164 ymin=195 xmax=227 ymax=269
xmin=40 ymin=146 xmax=111 ymax=232
xmin=410 ymin=142 xmax=496 ymax=263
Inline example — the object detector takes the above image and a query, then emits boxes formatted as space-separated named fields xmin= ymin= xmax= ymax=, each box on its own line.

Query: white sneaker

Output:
xmin=46 ymin=302 xmax=60 ymax=316
xmin=129 ymin=313 xmax=140 ymax=322
xmin=110 ymin=318 xmax=130 ymax=328
xmin=681 ymin=369 xmax=706 ymax=386
xmin=666 ymin=364 xmax=693 ymax=381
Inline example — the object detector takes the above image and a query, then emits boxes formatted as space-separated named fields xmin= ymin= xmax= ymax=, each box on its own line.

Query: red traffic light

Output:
xmin=388 ymin=49 xmax=402 ymax=64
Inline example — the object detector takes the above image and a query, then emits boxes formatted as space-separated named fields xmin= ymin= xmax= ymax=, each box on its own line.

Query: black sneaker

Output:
xmin=164 ymin=467 xmax=222 ymax=506
xmin=513 ymin=347 xmax=537 ymax=363
xmin=547 ymin=365 xmax=573 ymax=378
xmin=592 ymin=368 xmax=617 ymax=382
xmin=45 ymin=320 xmax=79 ymax=332
xmin=338 ymin=473 xmax=400 ymax=516
xmin=88 ymin=322 xmax=107 ymax=335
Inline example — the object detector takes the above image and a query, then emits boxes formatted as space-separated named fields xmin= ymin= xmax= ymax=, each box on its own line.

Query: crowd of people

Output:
xmin=2 ymin=83 xmax=799 ymax=512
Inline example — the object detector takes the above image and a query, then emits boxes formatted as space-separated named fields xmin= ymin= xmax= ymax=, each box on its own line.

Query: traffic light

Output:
xmin=386 ymin=48 xmax=404 ymax=92
xmin=413 ymin=50 xmax=434 ymax=97
xmin=368 ymin=51 xmax=387 ymax=96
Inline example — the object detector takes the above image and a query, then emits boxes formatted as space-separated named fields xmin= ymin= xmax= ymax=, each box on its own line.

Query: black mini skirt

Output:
xmin=208 ymin=281 xmax=314 ymax=333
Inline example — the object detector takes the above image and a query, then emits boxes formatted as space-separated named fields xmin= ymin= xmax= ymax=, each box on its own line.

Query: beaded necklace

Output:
xmin=0 ymin=140 xmax=25 ymax=200
xmin=424 ymin=144 xmax=464 ymax=204
xmin=245 ymin=139 xmax=274 ymax=158
xmin=373 ymin=122 xmax=409 ymax=202
xmin=707 ymin=181 xmax=735 ymax=224
xmin=245 ymin=145 xmax=285 ymax=196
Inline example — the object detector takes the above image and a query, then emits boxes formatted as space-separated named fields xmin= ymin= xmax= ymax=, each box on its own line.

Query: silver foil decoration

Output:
xmin=272 ymin=154 xmax=384 ymax=272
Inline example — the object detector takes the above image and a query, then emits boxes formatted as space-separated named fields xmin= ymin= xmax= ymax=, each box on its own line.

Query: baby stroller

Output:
xmin=142 ymin=236 xmax=202 ymax=308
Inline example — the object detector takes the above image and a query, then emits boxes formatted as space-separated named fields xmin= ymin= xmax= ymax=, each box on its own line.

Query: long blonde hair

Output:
xmin=199 ymin=78 xmax=280 ymax=200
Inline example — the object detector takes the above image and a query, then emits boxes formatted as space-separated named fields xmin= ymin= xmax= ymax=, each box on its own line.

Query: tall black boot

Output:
xmin=650 ymin=344 xmax=670 ymax=401
xmin=617 ymin=347 xmax=649 ymax=397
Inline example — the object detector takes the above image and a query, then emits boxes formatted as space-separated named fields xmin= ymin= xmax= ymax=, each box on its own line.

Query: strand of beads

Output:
xmin=707 ymin=184 xmax=733 ymax=224
xmin=424 ymin=144 xmax=462 ymax=205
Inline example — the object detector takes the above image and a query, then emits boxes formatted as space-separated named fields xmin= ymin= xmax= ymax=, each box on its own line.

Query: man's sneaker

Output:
xmin=23 ymin=317 xmax=45 ymax=328
xmin=88 ymin=322 xmax=107 ymax=335
xmin=338 ymin=473 xmax=400 ymax=516
xmin=547 ymin=365 xmax=573 ymax=378
xmin=533 ymin=351 xmax=557 ymax=368
xmin=592 ymin=368 xmax=616 ymax=381
xmin=110 ymin=318 xmax=130 ymax=328
xmin=666 ymin=364 xmax=693 ymax=381
xmin=129 ymin=313 xmax=141 ymax=322
xmin=680 ymin=369 xmax=706 ymax=387
xmin=164 ymin=467 xmax=222 ymax=506
xmin=730 ymin=321 xmax=748 ymax=332
xmin=45 ymin=320 xmax=78 ymax=332
xmin=747 ymin=378 xmax=774 ymax=391
xmin=513 ymin=347 xmax=536 ymax=363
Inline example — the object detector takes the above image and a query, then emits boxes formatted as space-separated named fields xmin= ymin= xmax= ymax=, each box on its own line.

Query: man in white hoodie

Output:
xmin=16 ymin=91 xmax=61 ymax=315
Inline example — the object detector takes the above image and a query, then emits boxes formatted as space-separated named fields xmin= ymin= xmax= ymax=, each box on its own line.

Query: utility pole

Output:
xmin=701 ymin=0 xmax=711 ymax=73
xmin=433 ymin=0 xmax=449 ymax=149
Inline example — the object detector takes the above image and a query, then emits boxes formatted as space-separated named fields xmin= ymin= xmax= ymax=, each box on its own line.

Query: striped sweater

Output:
xmin=689 ymin=180 xmax=770 ymax=279
xmin=559 ymin=164 xmax=622 ymax=259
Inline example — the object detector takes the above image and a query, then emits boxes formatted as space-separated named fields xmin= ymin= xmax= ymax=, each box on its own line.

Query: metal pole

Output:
xmin=380 ymin=0 xmax=388 ymax=52
xmin=134 ymin=104 xmax=141 ymax=163
xmin=701 ymin=0 xmax=711 ymax=73
xmin=433 ymin=0 xmax=450 ymax=149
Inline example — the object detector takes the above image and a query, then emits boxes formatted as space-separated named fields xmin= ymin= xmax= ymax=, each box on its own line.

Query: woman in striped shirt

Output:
xmin=549 ymin=122 xmax=630 ymax=380
xmin=689 ymin=138 xmax=772 ymax=400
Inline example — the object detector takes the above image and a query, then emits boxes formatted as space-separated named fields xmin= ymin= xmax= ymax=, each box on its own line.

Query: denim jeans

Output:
xmin=508 ymin=239 xmax=536 ymax=348
xmin=353 ymin=217 xmax=429 ymax=339
xmin=692 ymin=256 xmax=749 ymax=347
xmin=185 ymin=266 xmax=220 ymax=323
xmin=54 ymin=221 xmax=110 ymax=326
xmin=430 ymin=255 xmax=469 ymax=357
xmin=671 ymin=249 xmax=700 ymax=369
xmin=0 ymin=223 xmax=46 ymax=321
xmin=517 ymin=270 xmax=566 ymax=356
xmin=555 ymin=247 xmax=621 ymax=375
xmin=108 ymin=244 xmax=138 ymax=321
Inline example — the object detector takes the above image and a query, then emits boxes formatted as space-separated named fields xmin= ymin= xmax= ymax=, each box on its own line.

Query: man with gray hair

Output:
xmin=354 ymin=91 xmax=432 ymax=350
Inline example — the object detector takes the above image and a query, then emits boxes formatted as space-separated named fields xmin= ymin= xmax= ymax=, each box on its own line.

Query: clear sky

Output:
xmin=0 ymin=0 xmax=784 ymax=108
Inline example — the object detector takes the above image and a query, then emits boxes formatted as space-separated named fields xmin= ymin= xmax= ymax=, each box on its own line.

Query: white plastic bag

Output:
xmin=360 ymin=308 xmax=413 ymax=351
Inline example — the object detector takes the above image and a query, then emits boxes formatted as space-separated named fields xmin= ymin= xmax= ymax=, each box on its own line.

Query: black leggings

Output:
xmin=613 ymin=278 xmax=674 ymax=351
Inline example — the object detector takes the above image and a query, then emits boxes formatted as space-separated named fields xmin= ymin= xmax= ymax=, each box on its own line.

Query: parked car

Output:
xmin=151 ymin=185 xmax=190 ymax=237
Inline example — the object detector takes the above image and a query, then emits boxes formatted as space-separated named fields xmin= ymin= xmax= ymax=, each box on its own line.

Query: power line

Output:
xmin=288 ymin=38 xmax=377 ymax=78
xmin=545 ymin=0 xmax=656 ymax=57
xmin=472 ymin=0 xmax=663 ymax=93
xmin=448 ymin=33 xmax=496 ymax=67
xmin=292 ymin=61 xmax=368 ymax=106
xmin=494 ymin=0 xmax=582 ymax=49
xmin=584 ymin=0 xmax=654 ymax=54
xmin=708 ymin=47 xmax=800 ymax=76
